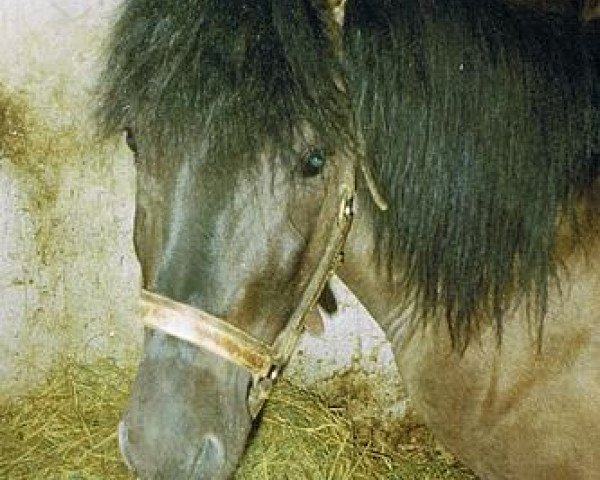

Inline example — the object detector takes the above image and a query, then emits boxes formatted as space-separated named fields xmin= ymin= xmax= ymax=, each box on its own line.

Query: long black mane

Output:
xmin=345 ymin=0 xmax=600 ymax=347
xmin=99 ymin=0 xmax=600 ymax=349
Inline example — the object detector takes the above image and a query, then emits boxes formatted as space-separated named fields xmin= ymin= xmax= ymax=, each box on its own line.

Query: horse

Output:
xmin=97 ymin=0 xmax=600 ymax=478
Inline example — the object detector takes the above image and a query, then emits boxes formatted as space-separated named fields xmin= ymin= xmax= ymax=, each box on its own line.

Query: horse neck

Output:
xmin=337 ymin=191 xmax=410 ymax=354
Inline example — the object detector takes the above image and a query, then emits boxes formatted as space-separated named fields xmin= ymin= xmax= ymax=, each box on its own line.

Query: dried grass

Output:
xmin=0 ymin=359 xmax=131 ymax=480
xmin=0 ymin=360 xmax=475 ymax=480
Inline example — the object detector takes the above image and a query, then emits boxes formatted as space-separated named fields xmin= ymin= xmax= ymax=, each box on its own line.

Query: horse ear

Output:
xmin=318 ymin=282 xmax=338 ymax=314
xmin=583 ymin=0 xmax=600 ymax=22
xmin=328 ymin=0 xmax=348 ymax=28
xmin=304 ymin=281 xmax=338 ymax=337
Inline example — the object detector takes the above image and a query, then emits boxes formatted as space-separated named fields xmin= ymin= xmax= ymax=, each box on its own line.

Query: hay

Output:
xmin=0 ymin=359 xmax=131 ymax=480
xmin=0 ymin=360 xmax=475 ymax=479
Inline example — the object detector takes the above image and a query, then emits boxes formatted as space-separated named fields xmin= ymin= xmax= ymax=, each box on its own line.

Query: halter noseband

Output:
xmin=139 ymin=179 xmax=355 ymax=418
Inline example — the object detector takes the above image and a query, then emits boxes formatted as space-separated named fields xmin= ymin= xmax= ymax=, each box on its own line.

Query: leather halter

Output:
xmin=139 ymin=171 xmax=355 ymax=418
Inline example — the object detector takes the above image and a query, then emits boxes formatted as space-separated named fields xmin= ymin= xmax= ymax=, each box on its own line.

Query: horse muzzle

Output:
xmin=137 ymin=179 xmax=355 ymax=418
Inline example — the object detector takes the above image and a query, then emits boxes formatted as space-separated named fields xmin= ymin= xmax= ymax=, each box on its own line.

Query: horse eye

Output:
xmin=125 ymin=127 xmax=137 ymax=154
xmin=301 ymin=149 xmax=326 ymax=177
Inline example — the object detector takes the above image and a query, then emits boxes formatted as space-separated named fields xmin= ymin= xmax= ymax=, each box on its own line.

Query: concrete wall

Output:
xmin=0 ymin=0 xmax=394 ymax=399
xmin=0 ymin=0 xmax=142 ymax=397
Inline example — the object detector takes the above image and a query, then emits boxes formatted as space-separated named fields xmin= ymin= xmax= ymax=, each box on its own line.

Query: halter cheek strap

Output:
xmin=139 ymin=181 xmax=354 ymax=418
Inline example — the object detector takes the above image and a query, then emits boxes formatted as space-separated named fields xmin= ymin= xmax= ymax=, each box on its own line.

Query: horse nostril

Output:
xmin=191 ymin=434 xmax=225 ymax=479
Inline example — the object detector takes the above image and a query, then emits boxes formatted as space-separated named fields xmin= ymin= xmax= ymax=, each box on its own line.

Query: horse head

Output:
xmin=99 ymin=1 xmax=357 ymax=478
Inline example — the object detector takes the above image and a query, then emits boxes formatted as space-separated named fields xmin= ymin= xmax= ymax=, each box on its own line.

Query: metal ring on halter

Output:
xmin=138 ymin=182 xmax=355 ymax=418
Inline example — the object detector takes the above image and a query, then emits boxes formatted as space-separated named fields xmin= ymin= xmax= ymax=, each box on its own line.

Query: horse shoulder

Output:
xmin=395 ymin=227 xmax=600 ymax=479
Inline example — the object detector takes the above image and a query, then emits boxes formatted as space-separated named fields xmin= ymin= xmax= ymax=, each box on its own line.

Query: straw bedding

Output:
xmin=0 ymin=359 xmax=475 ymax=479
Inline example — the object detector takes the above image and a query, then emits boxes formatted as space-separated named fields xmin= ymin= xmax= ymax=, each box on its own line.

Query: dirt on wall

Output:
xmin=0 ymin=80 xmax=141 ymax=399
xmin=0 ymin=86 xmax=61 ymax=254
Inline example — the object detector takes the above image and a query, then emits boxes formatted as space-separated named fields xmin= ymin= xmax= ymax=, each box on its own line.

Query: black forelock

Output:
xmin=97 ymin=0 xmax=354 ymax=162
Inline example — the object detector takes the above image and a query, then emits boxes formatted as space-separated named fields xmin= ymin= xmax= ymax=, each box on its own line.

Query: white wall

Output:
xmin=0 ymin=0 xmax=394 ymax=398
xmin=0 ymin=0 xmax=142 ymax=397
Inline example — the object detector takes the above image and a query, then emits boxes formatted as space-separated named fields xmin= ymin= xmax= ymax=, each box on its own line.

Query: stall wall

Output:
xmin=0 ymin=0 xmax=142 ymax=397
